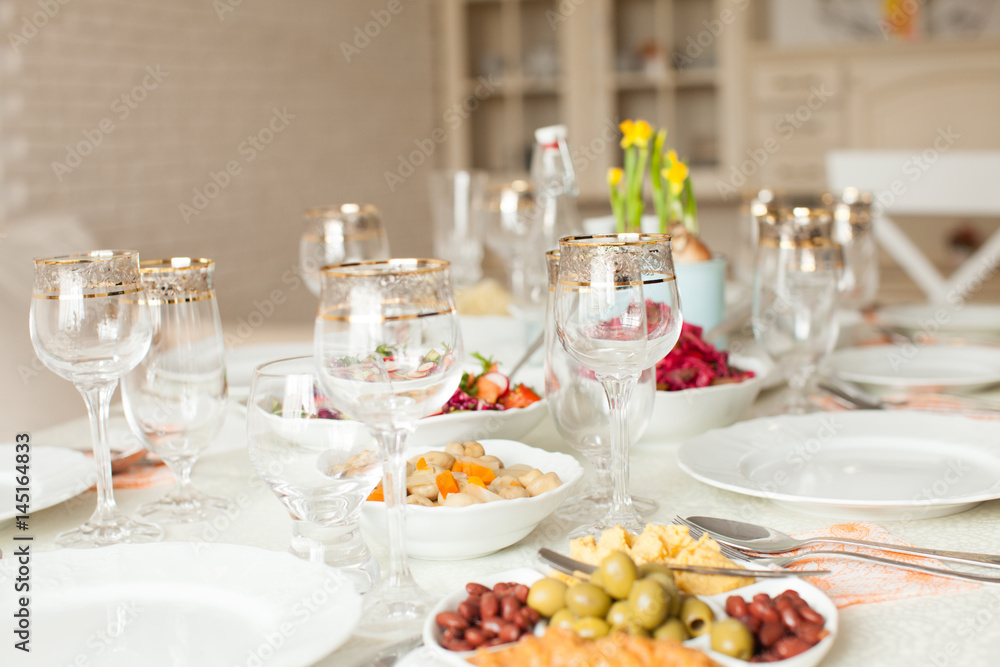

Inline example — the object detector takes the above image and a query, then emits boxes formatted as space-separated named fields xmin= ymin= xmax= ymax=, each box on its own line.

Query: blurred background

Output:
xmin=2 ymin=0 xmax=999 ymax=430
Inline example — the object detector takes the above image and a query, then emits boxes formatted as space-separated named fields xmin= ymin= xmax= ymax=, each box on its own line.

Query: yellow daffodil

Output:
xmin=607 ymin=167 xmax=623 ymax=186
xmin=663 ymin=150 xmax=689 ymax=185
xmin=619 ymin=120 xmax=653 ymax=149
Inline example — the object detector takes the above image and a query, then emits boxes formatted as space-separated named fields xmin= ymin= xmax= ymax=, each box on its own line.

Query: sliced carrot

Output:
xmin=436 ymin=470 xmax=460 ymax=499
xmin=509 ymin=479 xmax=523 ymax=488
xmin=458 ymin=461 xmax=495 ymax=484
xmin=468 ymin=476 xmax=487 ymax=488
xmin=416 ymin=457 xmax=429 ymax=471
xmin=367 ymin=485 xmax=384 ymax=502
xmin=499 ymin=384 xmax=542 ymax=409
xmin=475 ymin=376 xmax=504 ymax=404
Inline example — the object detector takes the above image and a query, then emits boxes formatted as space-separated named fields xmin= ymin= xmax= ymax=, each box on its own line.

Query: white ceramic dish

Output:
xmin=0 ymin=542 xmax=361 ymax=666
xmin=360 ymin=439 xmax=583 ymax=560
xmin=642 ymin=355 xmax=771 ymax=444
xmin=423 ymin=568 xmax=837 ymax=667
xmin=877 ymin=303 xmax=1000 ymax=335
xmin=0 ymin=444 xmax=96 ymax=525
xmin=678 ymin=411 xmax=1000 ymax=520
xmin=825 ymin=344 xmax=1000 ymax=391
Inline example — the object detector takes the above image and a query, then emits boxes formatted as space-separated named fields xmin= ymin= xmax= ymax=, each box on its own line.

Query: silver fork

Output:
xmin=675 ymin=516 xmax=1000 ymax=585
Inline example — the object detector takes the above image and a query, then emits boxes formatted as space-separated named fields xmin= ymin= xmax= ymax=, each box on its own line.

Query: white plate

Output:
xmin=0 ymin=543 xmax=361 ymax=666
xmin=878 ymin=303 xmax=1000 ymax=334
xmin=678 ymin=411 xmax=1000 ymax=520
xmin=0 ymin=444 xmax=96 ymax=525
xmin=825 ymin=344 xmax=1000 ymax=390
xmin=226 ymin=342 xmax=313 ymax=398
xmin=422 ymin=568 xmax=837 ymax=667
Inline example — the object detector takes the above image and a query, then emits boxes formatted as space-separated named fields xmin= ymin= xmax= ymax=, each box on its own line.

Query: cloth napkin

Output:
xmin=788 ymin=522 xmax=979 ymax=608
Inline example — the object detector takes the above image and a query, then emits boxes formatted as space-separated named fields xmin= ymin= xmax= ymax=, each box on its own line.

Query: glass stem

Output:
xmin=786 ymin=363 xmax=814 ymax=414
xmin=166 ymin=456 xmax=196 ymax=500
xmin=596 ymin=372 xmax=641 ymax=528
xmin=78 ymin=380 xmax=120 ymax=522
xmin=590 ymin=452 xmax=612 ymax=504
xmin=373 ymin=424 xmax=416 ymax=592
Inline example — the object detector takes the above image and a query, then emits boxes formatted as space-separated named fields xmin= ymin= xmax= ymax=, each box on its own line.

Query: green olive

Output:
xmin=549 ymin=608 xmax=577 ymax=630
xmin=527 ymin=578 xmax=568 ymax=618
xmin=680 ymin=597 xmax=714 ymax=637
xmin=565 ymin=582 xmax=612 ymax=619
xmin=588 ymin=569 xmax=604 ymax=588
xmin=653 ymin=618 xmax=690 ymax=642
xmin=710 ymin=618 xmax=754 ymax=660
xmin=597 ymin=551 xmax=638 ymax=600
xmin=627 ymin=579 xmax=669 ymax=630
xmin=606 ymin=601 xmax=632 ymax=630
xmin=638 ymin=572 xmax=681 ymax=619
xmin=572 ymin=616 xmax=611 ymax=639
xmin=623 ymin=621 xmax=651 ymax=637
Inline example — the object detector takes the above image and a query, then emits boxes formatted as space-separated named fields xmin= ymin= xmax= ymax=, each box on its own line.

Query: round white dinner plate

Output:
xmin=0 ymin=444 xmax=96 ymax=525
xmin=678 ymin=411 xmax=1000 ymax=520
xmin=825 ymin=344 xmax=1000 ymax=390
xmin=0 ymin=543 xmax=361 ymax=666
xmin=878 ymin=303 xmax=1000 ymax=334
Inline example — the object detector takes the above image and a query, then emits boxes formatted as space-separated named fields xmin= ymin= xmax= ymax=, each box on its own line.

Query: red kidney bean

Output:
xmin=757 ymin=620 xmax=785 ymax=648
xmin=726 ymin=596 xmax=749 ymax=618
xmin=436 ymin=611 xmax=469 ymax=632
xmin=482 ymin=617 xmax=504 ymax=636
xmin=513 ymin=583 xmax=530 ymax=604
xmin=798 ymin=604 xmax=824 ymax=625
xmin=793 ymin=621 xmax=824 ymax=645
xmin=458 ymin=600 xmax=480 ymax=621
xmin=441 ymin=628 xmax=457 ymax=643
xmin=750 ymin=599 xmax=779 ymax=623
xmin=501 ymin=596 xmax=520 ymax=622
xmin=498 ymin=622 xmax=520 ymax=643
xmin=464 ymin=627 xmax=486 ymax=648
xmin=739 ymin=614 xmax=762 ymax=634
xmin=493 ymin=582 xmax=512 ymax=596
xmin=782 ymin=589 xmax=801 ymax=600
xmin=521 ymin=607 xmax=540 ymax=625
xmin=773 ymin=595 xmax=794 ymax=613
xmin=483 ymin=637 xmax=507 ymax=648
xmin=480 ymin=592 xmax=500 ymax=619
xmin=774 ymin=636 xmax=813 ymax=659
xmin=779 ymin=606 xmax=802 ymax=631
xmin=753 ymin=593 xmax=772 ymax=605
xmin=466 ymin=582 xmax=490 ymax=597
xmin=442 ymin=638 xmax=473 ymax=652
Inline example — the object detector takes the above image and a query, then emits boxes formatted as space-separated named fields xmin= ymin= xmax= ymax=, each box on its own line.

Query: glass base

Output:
xmin=137 ymin=486 xmax=235 ymax=524
xmin=569 ymin=504 xmax=647 ymax=540
xmin=356 ymin=578 xmax=429 ymax=639
xmin=55 ymin=510 xmax=164 ymax=548
xmin=556 ymin=493 xmax=657 ymax=528
xmin=289 ymin=520 xmax=380 ymax=595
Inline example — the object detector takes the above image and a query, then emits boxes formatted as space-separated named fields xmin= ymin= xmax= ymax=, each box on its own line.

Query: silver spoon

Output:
xmin=685 ymin=516 xmax=1000 ymax=570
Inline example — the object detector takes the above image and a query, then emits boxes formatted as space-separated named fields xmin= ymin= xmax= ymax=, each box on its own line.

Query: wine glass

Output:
xmin=29 ymin=250 xmax=161 ymax=547
xmin=428 ymin=169 xmax=487 ymax=290
xmin=121 ymin=258 xmax=232 ymax=522
xmin=753 ymin=207 xmax=843 ymax=414
xmin=299 ymin=204 xmax=390 ymax=297
xmin=544 ymin=250 xmax=657 ymax=532
xmin=825 ymin=188 xmax=878 ymax=312
xmin=314 ymin=258 xmax=463 ymax=636
xmin=247 ymin=356 xmax=381 ymax=594
xmin=554 ymin=234 xmax=682 ymax=535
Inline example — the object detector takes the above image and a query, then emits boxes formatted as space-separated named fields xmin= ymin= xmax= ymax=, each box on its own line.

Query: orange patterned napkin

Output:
xmin=786 ymin=522 xmax=978 ymax=608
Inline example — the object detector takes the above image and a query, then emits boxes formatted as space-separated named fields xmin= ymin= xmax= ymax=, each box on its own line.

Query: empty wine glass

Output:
xmin=299 ymin=204 xmax=390 ymax=297
xmin=428 ymin=169 xmax=487 ymax=290
xmin=544 ymin=250 xmax=656 ymax=531
xmin=753 ymin=207 xmax=843 ymax=414
xmin=247 ymin=356 xmax=381 ymax=594
xmin=122 ymin=258 xmax=232 ymax=522
xmin=29 ymin=250 xmax=161 ymax=547
xmin=554 ymin=235 xmax=682 ymax=535
xmin=314 ymin=258 xmax=463 ymax=636
xmin=826 ymin=188 xmax=878 ymax=312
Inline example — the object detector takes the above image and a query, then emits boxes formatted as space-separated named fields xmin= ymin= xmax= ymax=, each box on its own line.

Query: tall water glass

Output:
xmin=753 ymin=208 xmax=843 ymax=414
xmin=299 ymin=204 xmax=390 ymax=297
xmin=554 ymin=235 xmax=682 ymax=534
xmin=544 ymin=251 xmax=656 ymax=532
xmin=314 ymin=259 xmax=463 ymax=636
xmin=29 ymin=250 xmax=161 ymax=547
xmin=428 ymin=169 xmax=487 ymax=289
xmin=122 ymin=258 xmax=232 ymax=522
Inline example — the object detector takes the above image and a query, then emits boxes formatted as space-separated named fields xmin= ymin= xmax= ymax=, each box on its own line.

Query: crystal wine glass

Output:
xmin=247 ymin=356 xmax=381 ymax=594
xmin=121 ymin=258 xmax=233 ymax=522
xmin=753 ymin=207 xmax=843 ymax=414
xmin=544 ymin=250 xmax=657 ymax=531
xmin=554 ymin=234 xmax=682 ymax=535
xmin=299 ymin=204 xmax=390 ymax=297
xmin=29 ymin=250 xmax=161 ymax=547
xmin=314 ymin=258 xmax=463 ymax=636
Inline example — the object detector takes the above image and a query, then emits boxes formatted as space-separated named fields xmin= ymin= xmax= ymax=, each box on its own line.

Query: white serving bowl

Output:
xmin=642 ymin=355 xmax=771 ymax=443
xmin=423 ymin=567 xmax=837 ymax=667
xmin=360 ymin=439 xmax=583 ymax=560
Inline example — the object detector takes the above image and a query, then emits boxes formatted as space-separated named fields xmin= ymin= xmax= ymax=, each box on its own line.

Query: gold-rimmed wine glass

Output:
xmin=299 ymin=204 xmax=390 ymax=297
xmin=29 ymin=250 xmax=162 ymax=547
xmin=314 ymin=258 xmax=463 ymax=636
xmin=554 ymin=234 xmax=682 ymax=534
xmin=121 ymin=258 xmax=233 ymax=522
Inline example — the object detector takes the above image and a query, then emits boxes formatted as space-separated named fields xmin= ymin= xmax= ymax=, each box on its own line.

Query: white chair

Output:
xmin=826 ymin=150 xmax=1000 ymax=303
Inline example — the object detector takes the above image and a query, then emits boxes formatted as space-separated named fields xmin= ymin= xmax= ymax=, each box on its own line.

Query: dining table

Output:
xmin=3 ymin=317 xmax=1000 ymax=667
